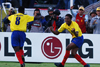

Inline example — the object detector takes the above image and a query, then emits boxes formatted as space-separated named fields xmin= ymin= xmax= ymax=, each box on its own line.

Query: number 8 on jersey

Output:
xmin=15 ymin=17 xmax=21 ymax=25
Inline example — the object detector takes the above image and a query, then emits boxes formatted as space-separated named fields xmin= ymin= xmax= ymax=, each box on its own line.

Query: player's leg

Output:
xmin=71 ymin=48 xmax=87 ymax=65
xmin=20 ymin=47 xmax=25 ymax=63
xmin=19 ymin=31 xmax=26 ymax=67
xmin=71 ymin=48 xmax=90 ymax=67
xmin=61 ymin=42 xmax=77 ymax=65
xmin=20 ymin=47 xmax=25 ymax=67
xmin=11 ymin=31 xmax=24 ymax=67
xmin=71 ymin=35 xmax=90 ymax=67
xmin=55 ymin=42 xmax=77 ymax=67
xmin=13 ymin=46 xmax=24 ymax=65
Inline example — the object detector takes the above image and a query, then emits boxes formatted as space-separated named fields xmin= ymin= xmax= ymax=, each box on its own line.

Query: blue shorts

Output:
xmin=11 ymin=31 xmax=26 ymax=47
xmin=71 ymin=36 xmax=84 ymax=48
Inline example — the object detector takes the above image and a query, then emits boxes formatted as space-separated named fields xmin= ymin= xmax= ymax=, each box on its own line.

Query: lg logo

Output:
xmin=42 ymin=36 xmax=93 ymax=59
xmin=41 ymin=36 xmax=62 ymax=59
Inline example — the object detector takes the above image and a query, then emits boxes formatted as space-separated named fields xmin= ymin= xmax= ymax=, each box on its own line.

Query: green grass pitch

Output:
xmin=0 ymin=62 xmax=100 ymax=67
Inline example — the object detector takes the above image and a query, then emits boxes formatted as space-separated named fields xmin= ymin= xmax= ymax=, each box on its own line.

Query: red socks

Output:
xmin=16 ymin=51 xmax=24 ymax=64
xmin=61 ymin=51 xmax=87 ymax=66
xmin=61 ymin=50 xmax=70 ymax=66
xmin=20 ymin=49 xmax=24 ymax=56
xmin=74 ymin=54 xmax=87 ymax=66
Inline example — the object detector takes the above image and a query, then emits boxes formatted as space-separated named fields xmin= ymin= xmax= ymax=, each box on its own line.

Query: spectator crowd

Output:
xmin=2 ymin=6 xmax=100 ymax=34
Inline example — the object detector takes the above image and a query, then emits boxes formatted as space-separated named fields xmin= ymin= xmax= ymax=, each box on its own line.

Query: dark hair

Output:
xmin=65 ymin=14 xmax=72 ymax=19
xmin=18 ymin=6 xmax=24 ymax=13
xmin=34 ymin=8 xmax=40 ymax=12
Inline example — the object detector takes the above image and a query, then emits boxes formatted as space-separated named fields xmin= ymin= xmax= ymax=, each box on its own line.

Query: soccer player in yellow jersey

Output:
xmin=50 ymin=14 xmax=90 ymax=67
xmin=8 ymin=7 xmax=34 ymax=67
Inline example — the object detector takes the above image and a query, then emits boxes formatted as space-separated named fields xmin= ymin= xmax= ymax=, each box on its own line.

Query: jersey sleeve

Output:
xmin=27 ymin=15 xmax=34 ymax=23
xmin=58 ymin=24 xmax=65 ymax=32
xmin=8 ymin=15 xmax=13 ymax=21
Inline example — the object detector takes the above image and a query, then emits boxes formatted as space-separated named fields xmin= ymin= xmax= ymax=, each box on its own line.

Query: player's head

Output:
xmin=18 ymin=6 xmax=25 ymax=14
xmin=78 ymin=6 xmax=85 ymax=15
xmin=34 ymin=8 xmax=41 ymax=17
xmin=96 ymin=7 xmax=100 ymax=16
xmin=65 ymin=14 xmax=72 ymax=24
xmin=48 ymin=7 xmax=54 ymax=16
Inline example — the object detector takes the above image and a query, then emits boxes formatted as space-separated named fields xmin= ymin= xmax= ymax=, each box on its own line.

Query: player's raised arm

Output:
xmin=50 ymin=26 xmax=60 ymax=35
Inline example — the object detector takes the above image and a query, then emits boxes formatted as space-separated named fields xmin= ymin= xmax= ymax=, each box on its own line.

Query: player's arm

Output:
xmin=50 ymin=26 xmax=60 ymax=35
xmin=71 ymin=28 xmax=78 ymax=37
xmin=72 ymin=23 xmax=80 ymax=37
xmin=27 ymin=15 xmax=34 ymax=23
xmin=50 ymin=23 xmax=65 ymax=35
xmin=8 ymin=15 xmax=12 ymax=21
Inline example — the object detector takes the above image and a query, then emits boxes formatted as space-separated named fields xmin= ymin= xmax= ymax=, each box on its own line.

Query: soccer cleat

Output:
xmin=21 ymin=63 xmax=25 ymax=67
xmin=22 ymin=55 xmax=25 ymax=63
xmin=54 ymin=63 xmax=61 ymax=67
xmin=84 ymin=64 xmax=90 ymax=67
xmin=58 ymin=63 xmax=64 ymax=67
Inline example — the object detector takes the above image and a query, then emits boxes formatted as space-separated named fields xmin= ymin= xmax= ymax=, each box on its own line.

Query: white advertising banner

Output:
xmin=0 ymin=32 xmax=100 ymax=63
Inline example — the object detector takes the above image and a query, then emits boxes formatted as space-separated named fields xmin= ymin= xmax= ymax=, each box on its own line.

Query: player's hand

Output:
xmin=71 ymin=28 xmax=75 ymax=33
xmin=92 ymin=20 xmax=97 ymax=25
xmin=70 ymin=6 xmax=74 ymax=10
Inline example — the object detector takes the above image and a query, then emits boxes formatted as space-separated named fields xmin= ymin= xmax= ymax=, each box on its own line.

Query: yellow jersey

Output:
xmin=8 ymin=13 xmax=34 ymax=32
xmin=58 ymin=21 xmax=82 ymax=38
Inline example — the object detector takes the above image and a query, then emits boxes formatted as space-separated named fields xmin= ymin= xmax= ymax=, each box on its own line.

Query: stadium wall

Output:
xmin=0 ymin=32 xmax=100 ymax=63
